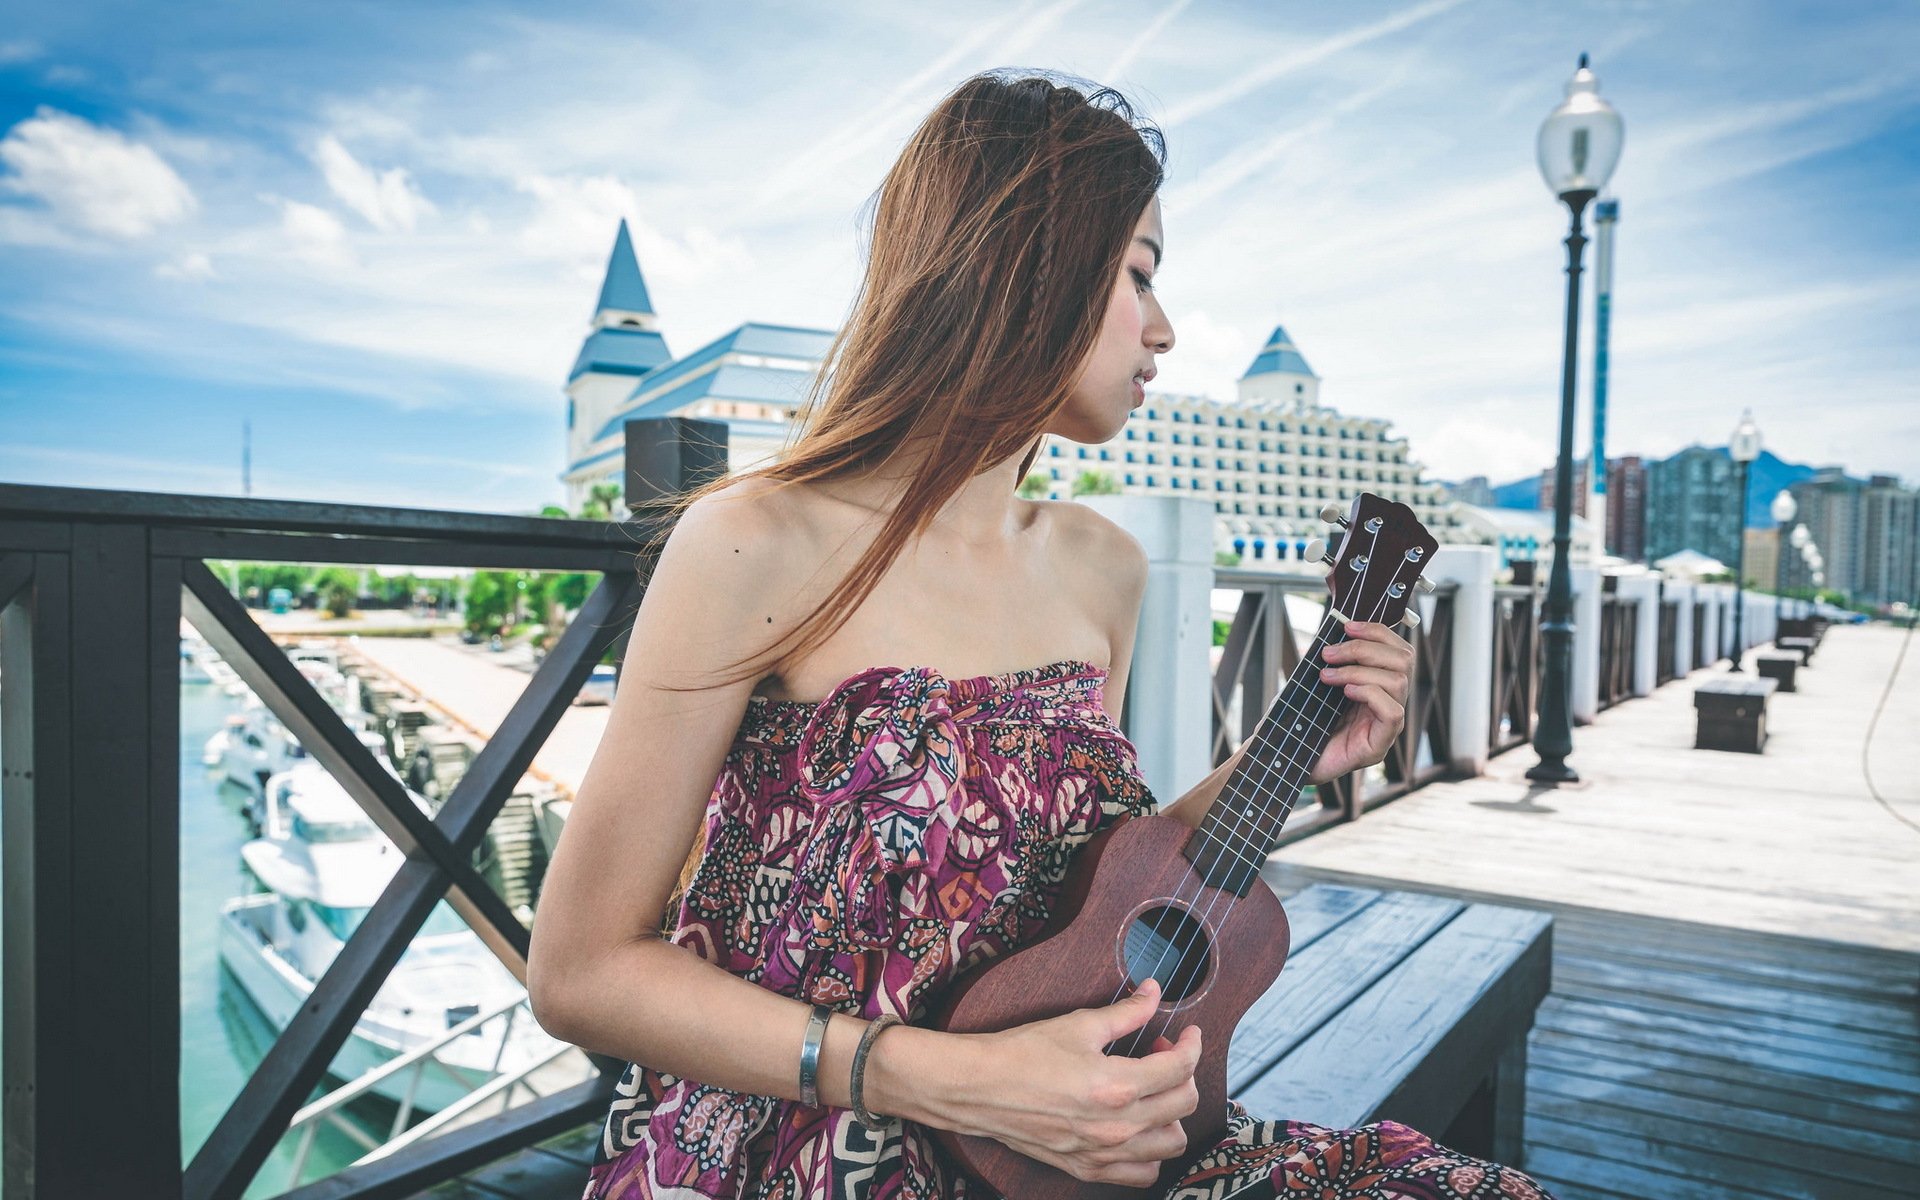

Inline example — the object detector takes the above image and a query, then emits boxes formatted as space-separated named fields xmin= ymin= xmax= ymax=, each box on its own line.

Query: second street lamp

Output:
xmin=1771 ymin=489 xmax=1797 ymax=622
xmin=1728 ymin=410 xmax=1762 ymax=671
xmin=1528 ymin=53 xmax=1624 ymax=785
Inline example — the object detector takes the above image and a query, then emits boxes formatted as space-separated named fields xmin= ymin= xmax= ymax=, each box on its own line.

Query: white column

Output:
xmin=1078 ymin=494 xmax=1215 ymax=809
xmin=1619 ymin=574 xmax=1660 ymax=696
xmin=1668 ymin=581 xmax=1694 ymax=677
xmin=1570 ymin=566 xmax=1602 ymax=723
xmin=1430 ymin=544 xmax=1495 ymax=776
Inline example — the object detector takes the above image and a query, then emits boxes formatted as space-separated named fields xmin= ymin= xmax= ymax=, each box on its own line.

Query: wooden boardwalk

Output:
xmin=414 ymin=624 xmax=1920 ymax=1198
xmin=1280 ymin=622 xmax=1920 ymax=953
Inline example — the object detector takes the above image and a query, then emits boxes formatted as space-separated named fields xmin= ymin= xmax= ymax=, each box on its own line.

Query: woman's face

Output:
xmin=1051 ymin=194 xmax=1174 ymax=445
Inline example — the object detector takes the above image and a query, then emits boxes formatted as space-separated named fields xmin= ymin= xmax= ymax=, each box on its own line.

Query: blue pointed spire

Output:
xmin=595 ymin=219 xmax=654 ymax=317
xmin=1242 ymin=324 xmax=1318 ymax=380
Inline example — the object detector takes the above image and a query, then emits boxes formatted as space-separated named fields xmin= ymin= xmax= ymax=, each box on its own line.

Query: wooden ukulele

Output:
xmin=926 ymin=492 xmax=1438 ymax=1199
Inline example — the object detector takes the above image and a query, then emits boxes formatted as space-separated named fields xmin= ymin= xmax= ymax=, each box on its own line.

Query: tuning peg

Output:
xmin=1400 ymin=609 xmax=1422 ymax=630
xmin=1319 ymin=503 xmax=1349 ymax=527
xmin=1304 ymin=537 xmax=1331 ymax=565
xmin=1415 ymin=577 xmax=1436 ymax=594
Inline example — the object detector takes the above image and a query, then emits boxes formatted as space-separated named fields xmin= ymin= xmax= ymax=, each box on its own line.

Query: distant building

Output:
xmin=1784 ymin=469 xmax=1865 ymax=599
xmin=1742 ymin=528 xmax=1778 ymax=592
xmin=1536 ymin=455 xmax=1647 ymax=561
xmin=559 ymin=228 xmax=1457 ymax=559
xmin=1452 ymin=503 xmax=1595 ymax=568
xmin=1045 ymin=325 xmax=1457 ymax=563
xmin=1860 ymin=474 xmax=1919 ymax=607
xmin=1646 ymin=446 xmax=1742 ymax=568
xmin=560 ymin=221 xmax=830 ymax=509
xmin=1443 ymin=476 xmax=1496 ymax=507
xmin=1607 ymin=456 xmax=1649 ymax=562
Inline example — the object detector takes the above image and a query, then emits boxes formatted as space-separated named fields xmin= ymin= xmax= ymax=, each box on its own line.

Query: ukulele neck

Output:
xmin=1181 ymin=610 xmax=1354 ymax=897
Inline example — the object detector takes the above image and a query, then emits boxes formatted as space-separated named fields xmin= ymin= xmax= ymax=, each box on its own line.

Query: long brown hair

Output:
xmin=634 ymin=68 xmax=1166 ymax=926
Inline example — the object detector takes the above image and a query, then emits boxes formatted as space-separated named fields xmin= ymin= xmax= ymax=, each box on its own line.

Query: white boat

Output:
xmin=217 ymin=782 xmax=564 ymax=1114
xmin=181 ymin=634 xmax=216 ymax=685
xmin=218 ymin=697 xmax=312 ymax=797
xmin=247 ymin=753 xmax=398 ymax=837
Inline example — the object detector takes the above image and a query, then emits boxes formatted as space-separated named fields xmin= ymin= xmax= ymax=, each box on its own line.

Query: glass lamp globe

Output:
xmin=1537 ymin=53 xmax=1625 ymax=197
xmin=1771 ymin=489 xmax=1796 ymax=523
xmin=1790 ymin=524 xmax=1811 ymax=549
xmin=1729 ymin=410 xmax=1762 ymax=464
xmin=1812 ymin=571 xmax=1825 ymax=586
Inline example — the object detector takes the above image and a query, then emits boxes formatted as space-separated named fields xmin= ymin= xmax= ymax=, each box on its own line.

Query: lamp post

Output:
xmin=1790 ymin=523 xmax=1811 ymax=615
xmin=1728 ymin=410 xmax=1762 ymax=670
xmin=1527 ymin=53 xmax=1624 ymax=785
xmin=1771 ymin=490 xmax=1797 ymax=623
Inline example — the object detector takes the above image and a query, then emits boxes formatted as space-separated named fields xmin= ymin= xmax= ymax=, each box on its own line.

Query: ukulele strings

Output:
xmin=1120 ymin=546 xmax=1414 ymax=1055
xmin=1112 ymin=564 xmax=1404 ymax=1057
xmin=1099 ymin=523 xmax=1414 ymax=1055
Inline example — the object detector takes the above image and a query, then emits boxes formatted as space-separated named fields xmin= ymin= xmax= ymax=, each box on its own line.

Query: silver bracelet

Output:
xmin=798 ymin=1003 xmax=832 ymax=1108
xmin=850 ymin=1015 xmax=903 ymax=1132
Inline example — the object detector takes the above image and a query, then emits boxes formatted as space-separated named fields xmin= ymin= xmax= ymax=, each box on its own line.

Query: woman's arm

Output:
xmin=525 ymin=482 xmax=970 ymax=1123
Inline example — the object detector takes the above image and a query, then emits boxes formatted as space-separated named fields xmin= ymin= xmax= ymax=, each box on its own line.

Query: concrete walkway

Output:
xmin=344 ymin=635 xmax=608 ymax=799
xmin=1262 ymin=622 xmax=1920 ymax=953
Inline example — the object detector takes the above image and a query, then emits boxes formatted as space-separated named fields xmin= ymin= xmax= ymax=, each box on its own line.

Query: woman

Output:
xmin=529 ymin=69 xmax=1554 ymax=1200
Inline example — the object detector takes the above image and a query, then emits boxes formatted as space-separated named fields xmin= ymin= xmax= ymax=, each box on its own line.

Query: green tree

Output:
xmin=1215 ymin=549 xmax=1242 ymax=567
xmin=1070 ymin=469 xmax=1120 ymax=497
xmin=1017 ymin=470 xmax=1053 ymax=499
xmin=312 ymin=567 xmax=359 ymax=618
xmin=576 ymin=482 xmax=625 ymax=521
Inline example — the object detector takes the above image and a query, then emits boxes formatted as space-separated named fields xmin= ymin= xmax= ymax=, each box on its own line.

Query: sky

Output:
xmin=1 ymin=0 xmax=1916 ymax=514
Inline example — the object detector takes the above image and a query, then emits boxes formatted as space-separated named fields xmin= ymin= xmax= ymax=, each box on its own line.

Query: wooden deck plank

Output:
xmin=1530 ymin=1066 xmax=1920 ymax=1177
xmin=1527 ymin=1111 xmax=1895 ymax=1200
xmin=1534 ymin=994 xmax=1919 ymax=1092
xmin=1528 ymin=1041 xmax=1920 ymax=1141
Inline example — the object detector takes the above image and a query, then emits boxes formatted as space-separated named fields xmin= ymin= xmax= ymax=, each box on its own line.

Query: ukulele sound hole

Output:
xmin=1121 ymin=904 xmax=1213 ymax=1003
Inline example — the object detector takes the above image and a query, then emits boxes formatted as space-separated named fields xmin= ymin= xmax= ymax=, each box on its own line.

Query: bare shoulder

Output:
xmin=1042 ymin=499 xmax=1149 ymax=595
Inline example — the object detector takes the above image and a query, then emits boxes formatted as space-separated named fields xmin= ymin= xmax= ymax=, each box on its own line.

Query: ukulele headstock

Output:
xmin=1316 ymin=494 xmax=1439 ymax=631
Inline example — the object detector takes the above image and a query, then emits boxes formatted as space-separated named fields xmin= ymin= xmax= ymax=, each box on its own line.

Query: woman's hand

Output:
xmin=1309 ymin=619 xmax=1415 ymax=785
xmin=928 ymin=978 xmax=1201 ymax=1188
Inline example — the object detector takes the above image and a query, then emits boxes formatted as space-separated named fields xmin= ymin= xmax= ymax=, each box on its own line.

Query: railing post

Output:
xmin=1668 ymin=580 xmax=1695 ymax=677
xmin=1569 ymin=565 xmax=1602 ymax=724
xmin=1619 ymin=573 xmax=1661 ymax=697
xmin=1430 ymin=545 xmax=1495 ymax=777
xmin=623 ymin=415 xmax=730 ymax=508
xmin=1078 ymin=494 xmax=1215 ymax=811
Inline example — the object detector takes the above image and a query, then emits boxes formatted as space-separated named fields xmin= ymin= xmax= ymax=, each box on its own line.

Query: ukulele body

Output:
xmin=926 ymin=810 xmax=1291 ymax=1199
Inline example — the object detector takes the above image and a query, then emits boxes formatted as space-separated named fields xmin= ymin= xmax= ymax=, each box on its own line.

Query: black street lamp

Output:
xmin=1528 ymin=53 xmax=1624 ymax=785
xmin=1770 ymin=489 xmax=1797 ymax=623
xmin=1728 ymin=410 xmax=1761 ymax=671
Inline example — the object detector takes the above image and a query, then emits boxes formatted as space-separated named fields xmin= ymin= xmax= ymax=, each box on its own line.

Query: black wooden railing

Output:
xmin=1656 ymin=596 xmax=1679 ymax=686
xmin=0 ymin=416 xmax=726 ymax=1200
xmin=1209 ymin=568 xmax=1458 ymax=846
xmin=1597 ymin=586 xmax=1638 ymax=710
xmin=1488 ymin=583 xmax=1540 ymax=756
xmin=1692 ymin=601 xmax=1709 ymax=669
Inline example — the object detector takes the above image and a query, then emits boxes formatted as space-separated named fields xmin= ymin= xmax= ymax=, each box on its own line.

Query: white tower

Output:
xmin=1236 ymin=325 xmax=1322 ymax=408
xmin=563 ymin=220 xmax=671 ymax=497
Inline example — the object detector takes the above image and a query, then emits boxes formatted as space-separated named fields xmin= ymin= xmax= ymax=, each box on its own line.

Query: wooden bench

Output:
xmin=1776 ymin=635 xmax=1817 ymax=665
xmin=1693 ymin=676 xmax=1778 ymax=753
xmin=1225 ymin=883 xmax=1554 ymax=1166
xmin=1754 ymin=649 xmax=1801 ymax=692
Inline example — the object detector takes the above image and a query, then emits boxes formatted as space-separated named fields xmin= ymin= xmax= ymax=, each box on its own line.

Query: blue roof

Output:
xmin=595 ymin=220 xmax=654 ymax=317
xmin=568 ymin=325 xmax=671 ymax=383
xmin=589 ymin=322 xmax=834 ymax=442
xmin=1242 ymin=324 xmax=1317 ymax=380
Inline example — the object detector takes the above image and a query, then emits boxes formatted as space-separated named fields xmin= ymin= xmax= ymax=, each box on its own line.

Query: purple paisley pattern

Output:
xmin=583 ymin=659 xmax=1555 ymax=1199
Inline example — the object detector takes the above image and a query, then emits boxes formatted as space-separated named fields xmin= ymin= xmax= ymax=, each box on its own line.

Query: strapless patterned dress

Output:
xmin=583 ymin=658 xmax=1553 ymax=1199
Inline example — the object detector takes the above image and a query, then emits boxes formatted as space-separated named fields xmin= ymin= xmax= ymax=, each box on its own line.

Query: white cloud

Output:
xmin=313 ymin=133 xmax=435 ymax=232
xmin=0 ymin=107 xmax=196 ymax=237
xmin=156 ymin=251 xmax=216 ymax=280
xmin=274 ymin=198 xmax=350 ymax=265
xmin=0 ymin=41 xmax=40 ymax=66
xmin=515 ymin=173 xmax=753 ymax=289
